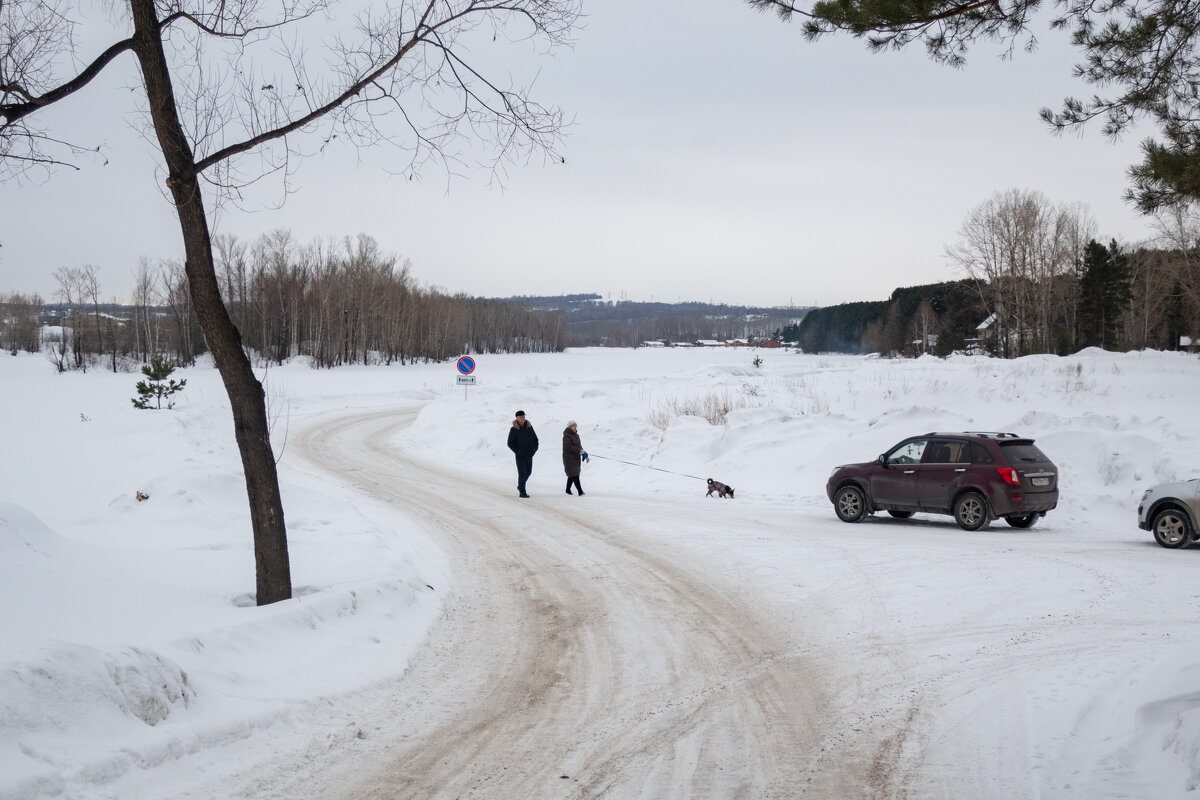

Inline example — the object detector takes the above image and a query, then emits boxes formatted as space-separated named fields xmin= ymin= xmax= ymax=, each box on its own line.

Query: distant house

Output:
xmin=1182 ymin=336 xmax=1199 ymax=353
xmin=974 ymin=312 xmax=1026 ymax=354
xmin=760 ymin=339 xmax=782 ymax=348
xmin=696 ymin=339 xmax=724 ymax=347
xmin=726 ymin=339 xmax=748 ymax=347
xmin=641 ymin=340 xmax=666 ymax=348
xmin=911 ymin=334 xmax=938 ymax=354
xmin=956 ymin=313 xmax=999 ymax=355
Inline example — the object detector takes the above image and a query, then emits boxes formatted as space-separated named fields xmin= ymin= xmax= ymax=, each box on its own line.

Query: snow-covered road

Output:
xmin=239 ymin=404 xmax=1199 ymax=799
xmin=7 ymin=348 xmax=1199 ymax=799
xmin=283 ymin=408 xmax=849 ymax=799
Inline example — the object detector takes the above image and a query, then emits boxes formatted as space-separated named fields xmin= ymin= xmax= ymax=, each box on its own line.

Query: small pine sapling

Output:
xmin=132 ymin=355 xmax=187 ymax=410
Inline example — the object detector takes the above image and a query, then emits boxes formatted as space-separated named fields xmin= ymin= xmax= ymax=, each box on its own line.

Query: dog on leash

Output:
xmin=706 ymin=478 xmax=735 ymax=499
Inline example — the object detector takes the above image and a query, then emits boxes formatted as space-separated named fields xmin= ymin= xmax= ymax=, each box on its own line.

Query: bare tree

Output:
xmin=162 ymin=259 xmax=199 ymax=364
xmin=0 ymin=292 xmax=43 ymax=353
xmin=1150 ymin=205 xmax=1200 ymax=343
xmin=131 ymin=257 xmax=160 ymax=362
xmin=78 ymin=264 xmax=105 ymax=366
xmin=215 ymin=234 xmax=250 ymax=335
xmin=52 ymin=265 xmax=90 ymax=369
xmin=946 ymin=189 xmax=1094 ymax=356
xmin=2 ymin=0 xmax=579 ymax=604
xmin=910 ymin=299 xmax=938 ymax=354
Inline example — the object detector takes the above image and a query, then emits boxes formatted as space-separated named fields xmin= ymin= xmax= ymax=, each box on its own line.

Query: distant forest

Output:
xmin=0 ymin=233 xmax=568 ymax=371
xmin=0 ymin=234 xmax=807 ymax=372
xmin=5 ymin=201 xmax=1198 ymax=369
xmin=783 ymin=282 xmax=985 ymax=356
xmin=503 ymin=294 xmax=809 ymax=348
xmin=789 ymin=238 xmax=1198 ymax=357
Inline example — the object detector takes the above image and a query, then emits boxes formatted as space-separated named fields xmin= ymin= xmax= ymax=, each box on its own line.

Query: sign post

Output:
xmin=456 ymin=356 xmax=476 ymax=400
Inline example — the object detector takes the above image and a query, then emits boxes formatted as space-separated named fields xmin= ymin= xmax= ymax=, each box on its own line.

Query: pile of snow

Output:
xmin=1 ymin=346 xmax=1199 ymax=798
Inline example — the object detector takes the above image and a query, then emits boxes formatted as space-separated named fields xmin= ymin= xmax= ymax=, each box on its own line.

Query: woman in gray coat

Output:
xmin=562 ymin=421 xmax=586 ymax=495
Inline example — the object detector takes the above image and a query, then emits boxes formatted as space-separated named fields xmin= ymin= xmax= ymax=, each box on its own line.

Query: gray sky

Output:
xmin=1 ymin=0 xmax=1159 ymax=307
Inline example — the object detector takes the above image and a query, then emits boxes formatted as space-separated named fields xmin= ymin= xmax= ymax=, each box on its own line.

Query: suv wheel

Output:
xmin=1152 ymin=507 xmax=1193 ymax=549
xmin=1005 ymin=514 xmax=1038 ymax=529
xmin=834 ymin=485 xmax=868 ymax=523
xmin=953 ymin=492 xmax=990 ymax=531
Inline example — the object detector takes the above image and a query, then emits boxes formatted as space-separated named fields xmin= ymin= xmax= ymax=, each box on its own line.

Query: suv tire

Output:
xmin=1152 ymin=507 xmax=1193 ymax=549
xmin=953 ymin=491 xmax=990 ymax=531
xmin=1005 ymin=514 xmax=1038 ymax=529
xmin=834 ymin=485 xmax=868 ymax=523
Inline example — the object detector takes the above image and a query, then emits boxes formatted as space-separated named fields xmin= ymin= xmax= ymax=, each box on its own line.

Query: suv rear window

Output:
xmin=999 ymin=442 xmax=1050 ymax=463
xmin=967 ymin=443 xmax=994 ymax=464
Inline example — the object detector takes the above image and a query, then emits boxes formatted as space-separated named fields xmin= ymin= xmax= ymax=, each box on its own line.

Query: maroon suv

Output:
xmin=826 ymin=432 xmax=1059 ymax=531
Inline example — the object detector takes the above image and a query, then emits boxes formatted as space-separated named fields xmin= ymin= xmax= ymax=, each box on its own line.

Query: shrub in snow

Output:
xmin=648 ymin=391 xmax=749 ymax=429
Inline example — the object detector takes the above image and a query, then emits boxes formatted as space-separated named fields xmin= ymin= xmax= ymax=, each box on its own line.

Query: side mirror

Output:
xmin=878 ymin=454 xmax=887 ymax=465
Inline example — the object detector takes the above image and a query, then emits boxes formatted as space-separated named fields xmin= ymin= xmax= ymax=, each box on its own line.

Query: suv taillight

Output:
xmin=997 ymin=467 xmax=1020 ymax=486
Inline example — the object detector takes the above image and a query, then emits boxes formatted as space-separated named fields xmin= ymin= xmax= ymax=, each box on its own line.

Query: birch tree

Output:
xmin=946 ymin=189 xmax=1093 ymax=356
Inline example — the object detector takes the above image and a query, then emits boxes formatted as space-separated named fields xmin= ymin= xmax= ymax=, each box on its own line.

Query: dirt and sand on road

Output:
xmin=203 ymin=406 xmax=1191 ymax=800
xmin=275 ymin=407 xmax=909 ymax=799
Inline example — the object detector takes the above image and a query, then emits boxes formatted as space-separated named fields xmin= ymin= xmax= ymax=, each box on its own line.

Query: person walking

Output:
xmin=507 ymin=410 xmax=539 ymax=498
xmin=562 ymin=420 xmax=587 ymax=496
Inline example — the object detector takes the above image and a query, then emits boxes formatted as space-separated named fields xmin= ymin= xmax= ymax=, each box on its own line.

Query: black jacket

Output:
xmin=507 ymin=419 xmax=539 ymax=457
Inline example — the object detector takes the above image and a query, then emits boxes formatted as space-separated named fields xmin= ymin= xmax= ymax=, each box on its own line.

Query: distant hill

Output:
xmin=493 ymin=294 xmax=812 ymax=347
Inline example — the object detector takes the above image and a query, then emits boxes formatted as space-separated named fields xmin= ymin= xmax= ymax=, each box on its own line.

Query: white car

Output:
xmin=1138 ymin=479 xmax=1200 ymax=548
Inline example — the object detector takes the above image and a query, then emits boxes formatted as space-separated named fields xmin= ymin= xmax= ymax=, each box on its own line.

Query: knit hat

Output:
xmin=567 ymin=420 xmax=577 ymax=427
xmin=515 ymin=410 xmax=525 ymax=417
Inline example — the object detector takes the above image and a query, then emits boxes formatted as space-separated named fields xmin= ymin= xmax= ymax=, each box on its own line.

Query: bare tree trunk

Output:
xmin=81 ymin=265 xmax=107 ymax=367
xmin=130 ymin=0 xmax=290 ymax=605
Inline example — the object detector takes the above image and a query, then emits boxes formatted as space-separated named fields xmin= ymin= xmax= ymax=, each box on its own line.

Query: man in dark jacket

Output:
xmin=507 ymin=410 xmax=539 ymax=498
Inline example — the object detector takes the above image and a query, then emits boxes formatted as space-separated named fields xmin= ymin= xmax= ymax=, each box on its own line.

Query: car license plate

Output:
xmin=1032 ymin=477 xmax=1049 ymax=487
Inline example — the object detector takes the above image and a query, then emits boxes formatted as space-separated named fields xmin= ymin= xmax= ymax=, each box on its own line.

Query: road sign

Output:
xmin=456 ymin=375 xmax=477 ymax=385
xmin=456 ymin=356 xmax=476 ymax=375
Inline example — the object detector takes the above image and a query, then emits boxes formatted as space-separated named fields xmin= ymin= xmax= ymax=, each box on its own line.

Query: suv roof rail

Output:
xmin=923 ymin=431 xmax=1024 ymax=439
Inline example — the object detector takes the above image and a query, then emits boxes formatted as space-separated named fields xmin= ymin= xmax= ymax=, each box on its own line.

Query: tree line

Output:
xmin=504 ymin=295 xmax=809 ymax=348
xmin=784 ymin=192 xmax=1200 ymax=356
xmin=1 ymin=232 xmax=565 ymax=368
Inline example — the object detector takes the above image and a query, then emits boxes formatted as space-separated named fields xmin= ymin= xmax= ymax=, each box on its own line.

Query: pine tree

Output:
xmin=132 ymin=355 xmax=187 ymax=410
xmin=748 ymin=0 xmax=1200 ymax=211
xmin=1077 ymin=240 xmax=1132 ymax=351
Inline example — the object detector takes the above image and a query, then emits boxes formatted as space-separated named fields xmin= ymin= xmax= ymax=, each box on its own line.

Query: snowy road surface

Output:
xmin=213 ymin=405 xmax=1197 ymax=800
xmin=288 ymin=408 xmax=843 ymax=799
xmin=6 ymin=349 xmax=1200 ymax=799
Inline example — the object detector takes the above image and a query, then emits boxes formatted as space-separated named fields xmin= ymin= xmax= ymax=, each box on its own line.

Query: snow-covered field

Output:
xmin=2 ymin=346 xmax=1199 ymax=799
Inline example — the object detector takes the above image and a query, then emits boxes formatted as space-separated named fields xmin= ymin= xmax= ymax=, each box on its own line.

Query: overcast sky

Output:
xmin=1 ymin=0 xmax=1160 ymax=307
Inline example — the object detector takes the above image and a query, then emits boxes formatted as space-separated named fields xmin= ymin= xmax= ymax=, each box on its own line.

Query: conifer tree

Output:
xmin=132 ymin=355 xmax=187 ymax=410
xmin=748 ymin=0 xmax=1200 ymax=211
xmin=1077 ymin=240 xmax=1132 ymax=351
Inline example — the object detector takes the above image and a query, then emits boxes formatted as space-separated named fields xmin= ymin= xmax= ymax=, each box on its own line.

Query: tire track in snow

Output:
xmin=284 ymin=407 xmax=890 ymax=799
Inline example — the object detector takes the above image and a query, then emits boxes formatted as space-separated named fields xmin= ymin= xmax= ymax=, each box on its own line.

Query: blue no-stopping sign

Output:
xmin=456 ymin=356 xmax=476 ymax=375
